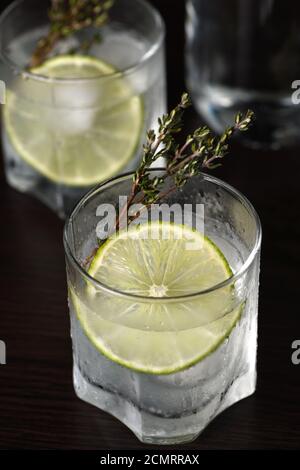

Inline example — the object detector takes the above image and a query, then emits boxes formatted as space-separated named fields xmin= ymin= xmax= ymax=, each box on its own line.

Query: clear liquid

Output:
xmin=186 ymin=81 xmax=300 ymax=150
xmin=2 ymin=26 xmax=166 ymax=217
xmin=68 ymin=230 xmax=259 ymax=444
xmin=185 ymin=0 xmax=300 ymax=149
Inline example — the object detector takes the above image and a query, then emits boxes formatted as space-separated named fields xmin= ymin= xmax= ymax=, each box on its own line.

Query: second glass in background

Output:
xmin=0 ymin=0 xmax=166 ymax=217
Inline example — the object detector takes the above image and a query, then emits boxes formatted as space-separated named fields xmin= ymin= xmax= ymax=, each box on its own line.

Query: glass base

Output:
xmin=73 ymin=363 xmax=256 ymax=445
xmin=2 ymin=132 xmax=87 ymax=218
xmin=188 ymin=81 xmax=300 ymax=150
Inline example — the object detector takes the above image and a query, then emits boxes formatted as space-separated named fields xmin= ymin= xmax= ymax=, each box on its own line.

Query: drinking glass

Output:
xmin=185 ymin=0 xmax=300 ymax=149
xmin=0 ymin=0 xmax=166 ymax=217
xmin=64 ymin=169 xmax=261 ymax=444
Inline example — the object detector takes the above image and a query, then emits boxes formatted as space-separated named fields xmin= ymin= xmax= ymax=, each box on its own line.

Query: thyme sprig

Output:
xmin=116 ymin=93 xmax=254 ymax=229
xmin=30 ymin=0 xmax=114 ymax=68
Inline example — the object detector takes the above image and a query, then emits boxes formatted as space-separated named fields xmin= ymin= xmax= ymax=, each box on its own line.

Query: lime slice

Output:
xmin=71 ymin=222 xmax=242 ymax=374
xmin=4 ymin=55 xmax=143 ymax=186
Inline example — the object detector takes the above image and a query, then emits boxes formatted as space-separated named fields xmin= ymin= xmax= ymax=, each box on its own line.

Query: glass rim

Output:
xmin=63 ymin=169 xmax=262 ymax=303
xmin=0 ymin=0 xmax=165 ymax=84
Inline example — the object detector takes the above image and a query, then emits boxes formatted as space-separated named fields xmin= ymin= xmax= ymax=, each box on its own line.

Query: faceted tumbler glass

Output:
xmin=64 ymin=170 xmax=261 ymax=444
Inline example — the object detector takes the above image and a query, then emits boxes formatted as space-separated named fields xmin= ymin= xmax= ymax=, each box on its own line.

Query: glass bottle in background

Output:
xmin=185 ymin=0 xmax=300 ymax=149
xmin=0 ymin=0 xmax=166 ymax=217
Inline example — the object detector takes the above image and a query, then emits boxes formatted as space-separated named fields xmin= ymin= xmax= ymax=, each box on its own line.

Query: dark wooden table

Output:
xmin=0 ymin=0 xmax=300 ymax=450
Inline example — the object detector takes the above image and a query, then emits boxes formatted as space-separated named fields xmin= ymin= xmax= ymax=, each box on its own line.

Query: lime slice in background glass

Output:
xmin=4 ymin=55 xmax=143 ymax=186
